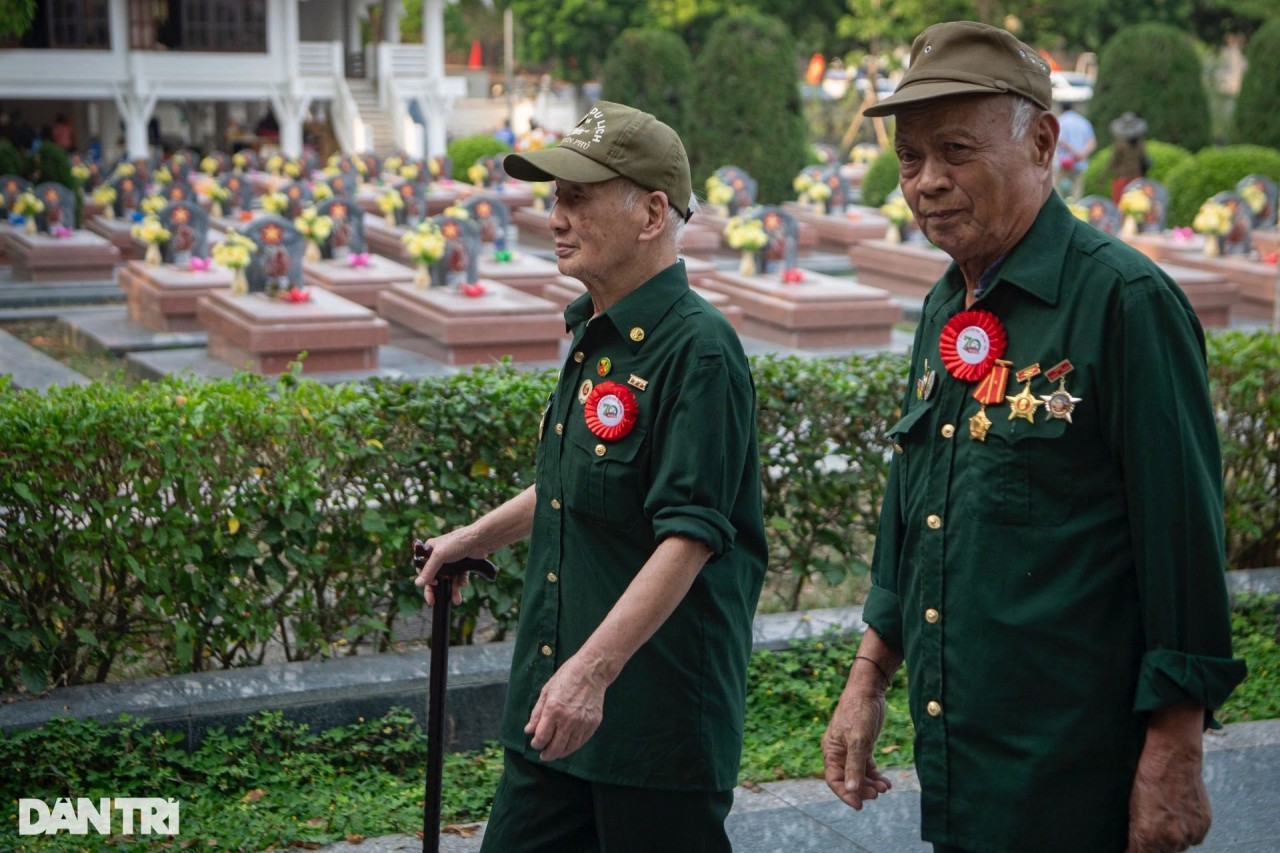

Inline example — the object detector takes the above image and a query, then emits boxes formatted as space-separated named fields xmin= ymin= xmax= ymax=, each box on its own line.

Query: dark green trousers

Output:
xmin=478 ymin=748 xmax=734 ymax=853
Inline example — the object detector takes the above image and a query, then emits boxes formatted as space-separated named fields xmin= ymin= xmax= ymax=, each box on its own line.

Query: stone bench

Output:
xmin=701 ymin=268 xmax=902 ymax=349
xmin=197 ymin=288 xmax=390 ymax=374
xmin=376 ymin=280 xmax=565 ymax=366
xmin=848 ymin=239 xmax=951 ymax=301
xmin=5 ymin=229 xmax=121 ymax=282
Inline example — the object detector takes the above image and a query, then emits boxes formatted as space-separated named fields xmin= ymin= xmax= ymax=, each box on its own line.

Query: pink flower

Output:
xmin=460 ymin=282 xmax=487 ymax=297
xmin=348 ymin=252 xmax=370 ymax=268
xmin=189 ymin=256 xmax=211 ymax=271
xmin=781 ymin=268 xmax=805 ymax=284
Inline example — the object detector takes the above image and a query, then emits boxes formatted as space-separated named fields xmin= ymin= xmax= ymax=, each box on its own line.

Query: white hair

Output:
xmin=618 ymin=180 xmax=689 ymax=250
xmin=1010 ymin=96 xmax=1042 ymax=140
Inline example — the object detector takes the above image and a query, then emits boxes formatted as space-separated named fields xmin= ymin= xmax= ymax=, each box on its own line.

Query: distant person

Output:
xmin=494 ymin=119 xmax=516 ymax=148
xmin=51 ymin=113 xmax=74 ymax=151
xmin=1107 ymin=111 xmax=1149 ymax=204
xmin=1054 ymin=101 xmax=1094 ymax=200
xmin=821 ymin=20 xmax=1245 ymax=853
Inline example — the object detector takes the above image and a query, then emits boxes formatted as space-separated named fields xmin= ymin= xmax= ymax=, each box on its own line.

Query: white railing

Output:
xmin=297 ymin=41 xmax=336 ymax=78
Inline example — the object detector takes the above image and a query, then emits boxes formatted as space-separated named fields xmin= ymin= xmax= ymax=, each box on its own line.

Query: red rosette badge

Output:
xmin=584 ymin=381 xmax=638 ymax=441
xmin=939 ymin=309 xmax=1007 ymax=382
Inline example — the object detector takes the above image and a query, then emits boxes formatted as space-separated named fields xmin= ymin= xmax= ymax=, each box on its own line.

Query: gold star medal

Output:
xmin=969 ymin=359 xmax=1012 ymax=441
xmin=1040 ymin=359 xmax=1082 ymax=423
xmin=1006 ymin=363 xmax=1043 ymax=423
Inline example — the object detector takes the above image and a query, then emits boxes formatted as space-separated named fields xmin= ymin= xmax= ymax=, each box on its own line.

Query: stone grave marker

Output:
xmin=1078 ymin=195 xmax=1121 ymax=236
xmin=278 ymin=181 xmax=313 ymax=219
xmin=315 ymin=197 xmax=365 ymax=259
xmin=110 ymin=173 xmax=144 ymax=218
xmin=1209 ymin=191 xmax=1255 ymax=256
xmin=431 ymin=214 xmax=482 ymax=289
xmin=395 ymin=181 xmax=428 ymax=226
xmin=748 ymin=206 xmax=798 ymax=274
xmin=240 ymin=215 xmax=305 ymax=295
xmin=1236 ymin=174 xmax=1277 ymax=229
xmin=428 ymin=154 xmax=452 ymax=181
xmin=0 ymin=174 xmax=31 ymax=217
xmin=1120 ymin=177 xmax=1168 ymax=233
xmin=476 ymin=155 xmax=507 ymax=188
xmin=34 ymin=182 xmax=76 ymax=230
xmin=219 ymin=174 xmax=254 ymax=214
xmin=461 ymin=193 xmax=511 ymax=249
xmin=820 ymin=167 xmax=853 ymax=212
xmin=158 ymin=199 xmax=210 ymax=265
xmin=162 ymin=181 xmax=199 ymax=206
xmin=714 ymin=166 xmax=758 ymax=215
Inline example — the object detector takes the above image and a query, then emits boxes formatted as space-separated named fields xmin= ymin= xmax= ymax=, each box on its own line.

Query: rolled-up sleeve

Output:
xmin=645 ymin=339 xmax=753 ymax=556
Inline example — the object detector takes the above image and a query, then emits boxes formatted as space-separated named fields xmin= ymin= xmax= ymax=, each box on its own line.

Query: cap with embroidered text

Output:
xmin=865 ymin=21 xmax=1052 ymax=117
xmin=502 ymin=101 xmax=693 ymax=221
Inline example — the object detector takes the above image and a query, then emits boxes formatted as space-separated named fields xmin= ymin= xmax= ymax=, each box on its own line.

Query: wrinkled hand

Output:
xmin=524 ymin=655 xmax=607 ymax=762
xmin=412 ymin=529 xmax=484 ymax=606
xmin=822 ymin=688 xmax=892 ymax=810
xmin=1126 ymin=715 xmax=1211 ymax=853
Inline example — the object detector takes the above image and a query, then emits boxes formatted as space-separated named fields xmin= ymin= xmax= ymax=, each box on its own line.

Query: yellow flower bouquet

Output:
xmin=804 ymin=181 xmax=833 ymax=212
xmin=723 ymin=216 xmax=768 ymax=251
xmin=132 ymin=214 xmax=171 ymax=265
xmin=266 ymin=154 xmax=285 ymax=176
xmin=261 ymin=192 xmax=290 ymax=215
xmin=212 ymin=232 xmax=257 ymax=295
xmin=141 ymin=194 xmax=168 ymax=216
xmin=294 ymin=206 xmax=334 ymax=262
xmin=467 ymin=163 xmax=489 ymax=187
xmin=400 ymin=164 xmax=421 ymax=182
xmin=200 ymin=156 xmax=220 ymax=176
xmin=232 ymin=152 xmax=249 ymax=172
xmin=111 ymin=162 xmax=136 ymax=180
xmin=71 ymin=164 xmax=92 ymax=183
xmin=12 ymin=191 xmax=44 ymax=233
xmin=1192 ymin=201 xmax=1232 ymax=236
xmin=793 ymin=173 xmax=815 ymax=196
xmin=705 ymin=176 xmax=733 ymax=210
xmin=880 ymin=196 xmax=914 ymax=243
xmin=531 ymin=181 xmax=552 ymax=210
xmin=1118 ymin=189 xmax=1150 ymax=218
xmin=283 ymin=160 xmax=303 ymax=179
xmin=1239 ymin=183 xmax=1266 ymax=216
xmin=91 ymin=185 xmax=117 ymax=217
xmin=377 ymin=189 xmax=404 ymax=225
xmin=153 ymin=166 xmax=173 ymax=185
xmin=384 ymin=156 xmax=404 ymax=175
xmin=401 ymin=220 xmax=447 ymax=286
xmin=311 ymin=183 xmax=334 ymax=201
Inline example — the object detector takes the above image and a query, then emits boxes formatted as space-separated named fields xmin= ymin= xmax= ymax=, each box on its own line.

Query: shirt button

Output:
xmin=550 ymin=498 xmax=561 ymax=510
xmin=541 ymin=644 xmax=553 ymax=657
xmin=925 ymin=608 xmax=940 ymax=624
xmin=555 ymin=423 xmax=564 ymax=435
xmin=893 ymin=443 xmax=904 ymax=454
xmin=595 ymin=443 xmax=606 ymax=456
xmin=926 ymin=514 xmax=942 ymax=529
xmin=547 ymin=572 xmax=558 ymax=583
xmin=927 ymin=700 xmax=942 ymax=717
xmin=573 ymin=351 xmax=585 ymax=363
xmin=940 ymin=424 xmax=955 ymax=438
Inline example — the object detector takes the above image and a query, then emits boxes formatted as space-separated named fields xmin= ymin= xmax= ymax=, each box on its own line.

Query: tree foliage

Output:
xmin=686 ymin=12 xmax=808 ymax=205
xmin=1232 ymin=18 xmax=1280 ymax=149
xmin=506 ymin=0 xmax=650 ymax=83
xmin=1091 ymin=23 xmax=1211 ymax=152
xmin=600 ymin=28 xmax=695 ymax=140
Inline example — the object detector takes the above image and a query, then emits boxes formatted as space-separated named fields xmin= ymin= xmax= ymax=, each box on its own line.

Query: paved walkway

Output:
xmin=315 ymin=719 xmax=1280 ymax=853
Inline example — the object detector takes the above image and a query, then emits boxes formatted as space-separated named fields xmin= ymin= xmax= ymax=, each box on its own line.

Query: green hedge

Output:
xmin=600 ymin=28 xmax=695 ymax=142
xmin=444 ymin=135 xmax=512 ymax=180
xmin=3 ymin=336 xmax=1277 ymax=693
xmin=859 ymin=150 xmax=901 ymax=209
xmin=1233 ymin=19 xmax=1280 ymax=149
xmin=1163 ymin=144 xmax=1280 ymax=227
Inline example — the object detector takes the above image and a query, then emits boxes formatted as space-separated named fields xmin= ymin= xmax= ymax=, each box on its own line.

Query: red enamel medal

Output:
xmin=584 ymin=381 xmax=638 ymax=441
xmin=939 ymin=310 xmax=1008 ymax=382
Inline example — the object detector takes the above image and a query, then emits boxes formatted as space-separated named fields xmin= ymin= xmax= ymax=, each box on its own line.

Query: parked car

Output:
xmin=1051 ymin=71 xmax=1094 ymax=104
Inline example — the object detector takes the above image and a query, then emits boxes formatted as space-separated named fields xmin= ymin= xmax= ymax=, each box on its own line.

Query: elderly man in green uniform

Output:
xmin=821 ymin=21 xmax=1246 ymax=853
xmin=414 ymin=101 xmax=767 ymax=852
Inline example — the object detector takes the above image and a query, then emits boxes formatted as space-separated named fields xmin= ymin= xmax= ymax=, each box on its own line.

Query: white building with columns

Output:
xmin=0 ymin=0 xmax=562 ymax=163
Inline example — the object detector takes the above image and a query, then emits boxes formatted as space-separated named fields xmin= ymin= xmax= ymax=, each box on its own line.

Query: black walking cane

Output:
xmin=412 ymin=539 xmax=498 ymax=853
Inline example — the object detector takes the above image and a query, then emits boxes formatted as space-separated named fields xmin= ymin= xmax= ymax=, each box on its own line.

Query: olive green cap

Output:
xmin=502 ymin=101 xmax=694 ymax=221
xmin=865 ymin=21 xmax=1052 ymax=117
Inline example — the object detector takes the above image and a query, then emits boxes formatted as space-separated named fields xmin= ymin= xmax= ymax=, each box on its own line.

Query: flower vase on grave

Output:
xmin=145 ymin=242 xmax=162 ymax=265
xmin=414 ymin=262 xmax=430 ymax=287
xmin=1203 ymin=234 xmax=1220 ymax=258
xmin=885 ymin=224 xmax=902 ymax=244
xmin=385 ymin=213 xmax=396 ymax=228
xmin=1120 ymin=215 xmax=1138 ymax=239
xmin=211 ymin=201 xmax=223 ymax=218
xmin=24 ymin=217 xmax=36 ymax=235
xmin=739 ymin=250 xmax=757 ymax=276
xmin=231 ymin=268 xmax=248 ymax=296
xmin=103 ymin=207 xmax=115 ymax=220
xmin=304 ymin=240 xmax=321 ymax=263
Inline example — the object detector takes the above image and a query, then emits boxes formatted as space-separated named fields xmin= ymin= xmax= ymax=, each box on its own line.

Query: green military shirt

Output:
xmin=500 ymin=260 xmax=768 ymax=791
xmin=863 ymin=193 xmax=1247 ymax=851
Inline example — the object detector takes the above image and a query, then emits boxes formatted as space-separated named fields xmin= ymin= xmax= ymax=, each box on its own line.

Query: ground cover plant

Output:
xmin=4 ymin=596 xmax=1276 ymax=852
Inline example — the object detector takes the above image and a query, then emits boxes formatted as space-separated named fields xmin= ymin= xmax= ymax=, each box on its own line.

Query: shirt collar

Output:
xmin=930 ymin=192 xmax=1077 ymax=321
xmin=564 ymin=260 xmax=690 ymax=353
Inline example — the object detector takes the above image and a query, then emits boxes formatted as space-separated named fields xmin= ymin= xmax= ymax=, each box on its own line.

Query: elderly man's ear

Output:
xmin=1033 ymin=111 xmax=1060 ymax=168
xmin=638 ymin=191 xmax=670 ymax=242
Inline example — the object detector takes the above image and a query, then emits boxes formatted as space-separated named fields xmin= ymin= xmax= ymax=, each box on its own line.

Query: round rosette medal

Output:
xmin=939 ymin=309 xmax=1008 ymax=382
xmin=584 ymin=381 xmax=638 ymax=441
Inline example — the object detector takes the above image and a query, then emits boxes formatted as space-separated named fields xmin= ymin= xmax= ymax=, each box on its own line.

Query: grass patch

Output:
xmin=0 ymin=318 xmax=128 ymax=383
xmin=3 ymin=594 xmax=1275 ymax=851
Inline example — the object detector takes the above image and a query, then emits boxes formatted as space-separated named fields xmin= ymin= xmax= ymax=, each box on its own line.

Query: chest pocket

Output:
xmin=885 ymin=402 xmax=933 ymax=520
xmin=563 ymin=426 xmax=650 ymax=531
xmin=969 ymin=417 xmax=1076 ymax=526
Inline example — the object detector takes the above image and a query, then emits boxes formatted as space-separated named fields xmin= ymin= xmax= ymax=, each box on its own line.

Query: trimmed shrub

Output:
xmin=1233 ymin=19 xmax=1280 ymax=149
xmin=0 ymin=138 xmax=26 ymax=178
xmin=444 ymin=134 xmax=511 ymax=179
xmin=859 ymin=150 xmax=901 ymax=209
xmin=1163 ymin=144 xmax=1280 ymax=227
xmin=600 ymin=28 xmax=695 ymax=141
xmin=1082 ymin=139 xmax=1192 ymax=200
xmin=686 ymin=12 xmax=808 ymax=205
xmin=1092 ymin=24 xmax=1211 ymax=152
